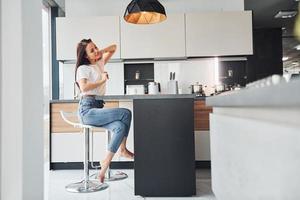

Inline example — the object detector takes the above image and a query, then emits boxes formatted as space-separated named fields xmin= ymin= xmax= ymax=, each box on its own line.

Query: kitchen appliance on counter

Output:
xmin=148 ymin=82 xmax=161 ymax=95
xmin=190 ymin=82 xmax=206 ymax=97
xmin=126 ymin=85 xmax=145 ymax=95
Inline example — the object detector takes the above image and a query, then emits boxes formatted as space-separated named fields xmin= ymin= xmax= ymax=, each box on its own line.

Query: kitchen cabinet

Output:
xmin=246 ymin=28 xmax=283 ymax=83
xmin=186 ymin=11 xmax=253 ymax=57
xmin=194 ymin=99 xmax=212 ymax=161
xmin=50 ymin=98 xmax=211 ymax=167
xmin=194 ymin=100 xmax=212 ymax=131
xmin=120 ymin=14 xmax=186 ymax=59
xmin=134 ymin=98 xmax=195 ymax=196
xmin=206 ymin=79 xmax=300 ymax=200
xmin=56 ymin=16 xmax=121 ymax=60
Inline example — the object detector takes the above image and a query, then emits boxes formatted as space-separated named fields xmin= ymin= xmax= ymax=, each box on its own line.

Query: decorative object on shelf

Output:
xmin=124 ymin=0 xmax=167 ymax=24
xmin=135 ymin=70 xmax=140 ymax=80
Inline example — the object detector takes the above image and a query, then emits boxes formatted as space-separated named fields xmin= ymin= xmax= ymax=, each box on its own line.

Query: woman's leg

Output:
xmin=118 ymin=137 xmax=134 ymax=159
xmin=102 ymin=121 xmax=127 ymax=153
xmin=98 ymin=121 xmax=127 ymax=182
xmin=82 ymin=107 xmax=131 ymax=130
xmin=98 ymin=152 xmax=114 ymax=183
xmin=82 ymin=107 xmax=133 ymax=157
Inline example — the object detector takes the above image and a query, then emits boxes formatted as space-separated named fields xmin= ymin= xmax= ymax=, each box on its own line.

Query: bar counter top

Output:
xmin=50 ymin=94 xmax=206 ymax=103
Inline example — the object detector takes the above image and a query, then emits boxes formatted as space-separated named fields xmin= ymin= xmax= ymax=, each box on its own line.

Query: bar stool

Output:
xmin=59 ymin=111 xmax=127 ymax=192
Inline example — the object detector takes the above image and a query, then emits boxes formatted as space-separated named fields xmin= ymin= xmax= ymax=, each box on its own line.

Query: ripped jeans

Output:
xmin=78 ymin=96 xmax=131 ymax=153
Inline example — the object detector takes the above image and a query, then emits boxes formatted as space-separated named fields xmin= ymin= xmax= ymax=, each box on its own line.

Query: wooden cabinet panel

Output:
xmin=194 ymin=100 xmax=212 ymax=131
xmin=50 ymin=101 xmax=119 ymax=133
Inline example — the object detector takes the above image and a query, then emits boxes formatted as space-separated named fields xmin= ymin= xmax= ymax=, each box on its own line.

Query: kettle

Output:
xmin=148 ymin=82 xmax=160 ymax=95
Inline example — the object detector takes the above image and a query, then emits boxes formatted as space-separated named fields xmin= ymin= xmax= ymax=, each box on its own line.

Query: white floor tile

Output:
xmin=45 ymin=168 xmax=215 ymax=200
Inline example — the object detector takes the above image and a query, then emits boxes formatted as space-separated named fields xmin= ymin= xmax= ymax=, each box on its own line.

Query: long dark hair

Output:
xmin=75 ymin=38 xmax=92 ymax=89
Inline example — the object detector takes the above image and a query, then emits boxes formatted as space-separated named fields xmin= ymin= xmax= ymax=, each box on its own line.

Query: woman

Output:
xmin=75 ymin=39 xmax=134 ymax=183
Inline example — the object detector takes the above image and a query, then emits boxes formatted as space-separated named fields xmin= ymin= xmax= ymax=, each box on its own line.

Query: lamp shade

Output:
xmin=124 ymin=0 xmax=167 ymax=24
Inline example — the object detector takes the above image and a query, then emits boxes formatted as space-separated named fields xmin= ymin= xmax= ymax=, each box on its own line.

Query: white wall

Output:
xmin=0 ymin=0 xmax=44 ymax=200
xmin=154 ymin=59 xmax=216 ymax=94
xmin=65 ymin=0 xmax=244 ymax=17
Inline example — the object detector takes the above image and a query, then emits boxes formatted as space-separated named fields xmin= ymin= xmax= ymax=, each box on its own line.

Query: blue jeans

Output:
xmin=78 ymin=96 xmax=132 ymax=153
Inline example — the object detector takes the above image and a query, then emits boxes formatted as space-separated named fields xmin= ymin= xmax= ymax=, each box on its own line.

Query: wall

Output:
xmin=155 ymin=59 xmax=216 ymax=94
xmin=0 ymin=0 xmax=44 ymax=200
xmin=60 ymin=59 xmax=217 ymax=98
xmin=65 ymin=0 xmax=244 ymax=17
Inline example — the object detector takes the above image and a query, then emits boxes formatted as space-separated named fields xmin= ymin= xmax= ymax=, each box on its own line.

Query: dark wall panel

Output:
xmin=247 ymin=28 xmax=283 ymax=83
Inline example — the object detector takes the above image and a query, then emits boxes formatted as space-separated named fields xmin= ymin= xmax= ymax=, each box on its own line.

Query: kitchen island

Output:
xmin=50 ymin=94 xmax=197 ymax=197
xmin=206 ymin=78 xmax=300 ymax=200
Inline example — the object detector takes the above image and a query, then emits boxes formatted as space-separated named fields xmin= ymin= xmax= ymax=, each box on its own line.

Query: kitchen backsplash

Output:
xmin=154 ymin=59 xmax=216 ymax=94
xmin=60 ymin=58 xmax=217 ymax=99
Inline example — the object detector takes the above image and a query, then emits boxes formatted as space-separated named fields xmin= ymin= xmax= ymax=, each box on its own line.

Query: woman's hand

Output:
xmin=101 ymin=72 xmax=109 ymax=81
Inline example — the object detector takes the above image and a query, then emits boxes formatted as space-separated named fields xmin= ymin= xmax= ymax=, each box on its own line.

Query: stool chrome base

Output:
xmin=65 ymin=180 xmax=109 ymax=193
xmin=91 ymin=171 xmax=128 ymax=182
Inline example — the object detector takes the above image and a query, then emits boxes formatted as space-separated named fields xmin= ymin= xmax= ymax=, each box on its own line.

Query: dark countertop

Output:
xmin=50 ymin=94 xmax=206 ymax=103
xmin=206 ymin=78 xmax=300 ymax=107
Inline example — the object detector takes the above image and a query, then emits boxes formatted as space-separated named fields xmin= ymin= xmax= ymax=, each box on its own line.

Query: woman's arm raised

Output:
xmin=101 ymin=44 xmax=117 ymax=65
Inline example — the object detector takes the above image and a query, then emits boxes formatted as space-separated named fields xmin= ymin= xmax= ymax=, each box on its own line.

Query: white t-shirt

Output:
xmin=76 ymin=58 xmax=106 ymax=96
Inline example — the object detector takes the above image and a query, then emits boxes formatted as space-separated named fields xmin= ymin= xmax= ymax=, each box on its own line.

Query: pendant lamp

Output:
xmin=124 ymin=0 xmax=167 ymax=24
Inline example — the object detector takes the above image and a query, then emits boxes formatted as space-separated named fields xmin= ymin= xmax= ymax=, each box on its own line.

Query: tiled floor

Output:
xmin=44 ymin=167 xmax=216 ymax=200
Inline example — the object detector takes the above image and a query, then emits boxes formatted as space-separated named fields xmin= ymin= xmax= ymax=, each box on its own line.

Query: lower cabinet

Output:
xmin=51 ymin=132 xmax=107 ymax=162
xmin=194 ymin=100 xmax=212 ymax=161
xmin=50 ymin=99 xmax=211 ymax=167
xmin=195 ymin=131 xmax=211 ymax=161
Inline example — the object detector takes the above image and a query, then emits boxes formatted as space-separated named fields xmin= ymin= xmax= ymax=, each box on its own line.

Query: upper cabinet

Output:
xmin=56 ymin=16 xmax=121 ymax=60
xmin=186 ymin=11 xmax=253 ymax=57
xmin=56 ymin=12 xmax=253 ymax=60
xmin=120 ymin=14 xmax=186 ymax=59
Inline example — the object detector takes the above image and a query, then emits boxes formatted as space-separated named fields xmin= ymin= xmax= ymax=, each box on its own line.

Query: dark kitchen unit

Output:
xmin=219 ymin=60 xmax=247 ymax=87
xmin=133 ymin=98 xmax=196 ymax=197
xmin=218 ymin=28 xmax=283 ymax=89
xmin=246 ymin=28 xmax=283 ymax=83
xmin=124 ymin=63 xmax=154 ymax=94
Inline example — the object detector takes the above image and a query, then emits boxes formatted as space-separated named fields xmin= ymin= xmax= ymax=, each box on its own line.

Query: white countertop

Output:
xmin=206 ymin=78 xmax=300 ymax=107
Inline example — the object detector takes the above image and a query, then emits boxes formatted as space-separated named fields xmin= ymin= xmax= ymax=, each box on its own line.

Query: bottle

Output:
xmin=135 ymin=70 xmax=140 ymax=80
